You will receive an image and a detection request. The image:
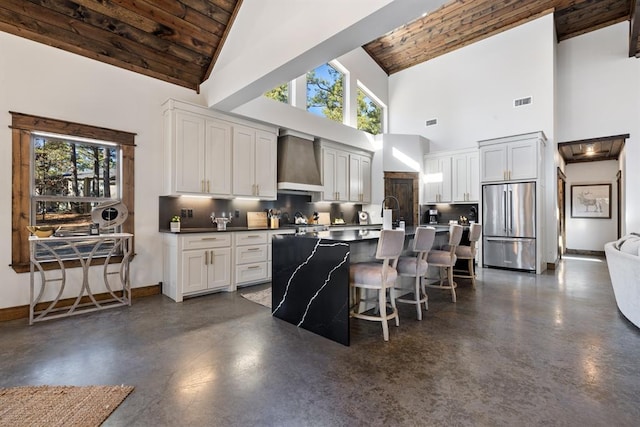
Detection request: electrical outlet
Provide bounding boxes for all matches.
[187,209,193,218]
[234,210,240,218]
[181,209,187,218]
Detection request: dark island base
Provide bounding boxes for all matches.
[272,236,350,346]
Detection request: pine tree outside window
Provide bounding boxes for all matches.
[357,87,383,135]
[265,82,289,103]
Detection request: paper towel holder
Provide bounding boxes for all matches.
[380,195,400,226]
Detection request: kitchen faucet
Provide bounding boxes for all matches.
[380,195,401,224]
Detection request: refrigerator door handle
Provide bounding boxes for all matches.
[509,189,514,233]
[503,190,508,232]
[486,237,533,243]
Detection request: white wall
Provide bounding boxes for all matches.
[0,32,203,309]
[202,0,448,110]
[387,13,558,264]
[565,161,619,250]
[556,22,640,234]
[388,13,556,152]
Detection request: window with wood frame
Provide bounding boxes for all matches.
[10,112,135,273]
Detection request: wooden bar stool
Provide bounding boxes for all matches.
[425,224,463,302]
[395,226,436,320]
[350,229,405,341]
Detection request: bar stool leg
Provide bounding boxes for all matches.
[379,288,389,341]
[421,277,429,311]
[414,276,422,320]
[469,258,477,289]
[448,266,457,303]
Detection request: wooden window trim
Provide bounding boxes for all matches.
[10,112,136,273]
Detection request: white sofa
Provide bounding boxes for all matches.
[604,234,640,328]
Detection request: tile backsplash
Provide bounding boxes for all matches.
[420,203,479,225]
[159,194,361,230]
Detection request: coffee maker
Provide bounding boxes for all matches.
[428,209,439,225]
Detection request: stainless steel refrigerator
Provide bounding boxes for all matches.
[482,182,536,271]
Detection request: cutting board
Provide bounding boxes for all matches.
[317,212,331,225]
[247,212,268,228]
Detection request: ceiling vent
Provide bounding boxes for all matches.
[425,118,438,127]
[513,96,532,107]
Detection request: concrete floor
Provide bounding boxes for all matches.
[1,255,639,426]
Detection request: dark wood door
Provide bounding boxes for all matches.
[384,172,419,226]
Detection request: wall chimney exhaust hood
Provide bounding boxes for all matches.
[277,131,324,193]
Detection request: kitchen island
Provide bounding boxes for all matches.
[271,225,464,345]
[272,228,430,345]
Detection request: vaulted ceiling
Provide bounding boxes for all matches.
[364,0,638,75]
[0,0,242,91]
[0,0,639,91]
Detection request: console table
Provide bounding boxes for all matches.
[29,233,133,324]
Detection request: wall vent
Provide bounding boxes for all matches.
[425,118,438,127]
[513,96,532,107]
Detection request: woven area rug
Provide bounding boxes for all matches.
[241,288,272,309]
[0,385,134,427]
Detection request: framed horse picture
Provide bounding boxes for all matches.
[571,184,611,218]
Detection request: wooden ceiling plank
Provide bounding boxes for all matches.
[366,0,632,75]
[382,3,553,72]
[71,0,216,58]
[391,0,549,48]
[70,0,217,57]
[369,0,551,71]
[66,0,214,65]
[178,0,233,26]
[0,3,200,89]
[559,15,629,40]
[629,0,640,56]
[0,18,195,90]
[110,0,220,54]
[10,0,203,82]
[180,0,237,15]
[149,0,228,33]
[26,0,205,76]
[201,0,243,83]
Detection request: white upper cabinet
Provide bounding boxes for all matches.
[318,143,372,203]
[169,111,232,197]
[163,99,277,199]
[233,125,277,199]
[479,132,546,183]
[424,155,452,203]
[321,147,349,202]
[204,120,232,195]
[349,154,372,203]
[452,150,479,202]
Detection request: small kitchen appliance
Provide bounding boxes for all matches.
[358,211,370,225]
[428,209,439,225]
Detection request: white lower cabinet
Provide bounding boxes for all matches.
[163,233,232,302]
[164,229,300,301]
[234,231,268,286]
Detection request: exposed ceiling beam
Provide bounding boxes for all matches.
[629,0,640,56]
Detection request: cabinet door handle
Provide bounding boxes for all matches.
[247,248,260,251]
[201,179,205,192]
[201,237,219,241]
[256,184,260,195]
[248,265,260,270]
[210,250,214,263]
[207,180,210,193]
[246,235,262,238]
[205,251,208,265]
